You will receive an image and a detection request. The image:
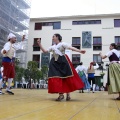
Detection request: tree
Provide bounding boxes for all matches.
[41,65,48,82]
[27,61,38,83]
[14,58,25,85]
[36,70,43,83]
[24,68,30,82]
[15,67,25,83]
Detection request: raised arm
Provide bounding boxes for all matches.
[14,35,25,50]
[37,38,48,53]
[68,46,86,54]
[99,52,107,59]
[93,63,99,69]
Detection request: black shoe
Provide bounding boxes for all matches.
[66,96,71,101]
[116,97,120,100]
[6,90,14,95]
[56,95,64,101]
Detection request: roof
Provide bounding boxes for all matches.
[30,13,120,21]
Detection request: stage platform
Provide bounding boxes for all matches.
[0,89,120,120]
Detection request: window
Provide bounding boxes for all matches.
[72,54,80,65]
[53,22,61,29]
[33,54,40,68]
[33,38,40,51]
[93,54,102,63]
[115,36,120,50]
[114,19,120,27]
[72,20,101,25]
[34,23,42,30]
[42,22,53,26]
[72,37,81,49]
[35,22,61,30]
[93,37,102,50]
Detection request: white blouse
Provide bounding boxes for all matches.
[106,49,120,58]
[76,65,87,73]
[47,42,71,56]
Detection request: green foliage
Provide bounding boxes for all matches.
[15,66,25,83]
[36,70,43,83]
[27,61,38,83]
[24,69,30,81]
[100,72,105,76]
[15,61,49,84]
[41,65,48,81]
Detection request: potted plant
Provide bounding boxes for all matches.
[100,72,105,76]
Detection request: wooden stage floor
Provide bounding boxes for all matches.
[0,89,120,120]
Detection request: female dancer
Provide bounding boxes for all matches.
[99,43,120,100]
[76,62,91,93]
[37,33,86,101]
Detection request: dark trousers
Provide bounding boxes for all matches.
[88,77,95,85]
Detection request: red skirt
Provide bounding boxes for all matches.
[48,55,84,93]
[2,62,15,80]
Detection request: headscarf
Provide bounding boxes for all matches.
[7,33,16,40]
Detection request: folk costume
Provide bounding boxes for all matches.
[1,33,23,94]
[47,42,84,93]
[87,63,99,93]
[106,49,120,94]
[76,65,91,91]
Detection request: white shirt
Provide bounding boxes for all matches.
[105,49,120,58]
[47,42,71,56]
[87,63,99,70]
[76,65,87,73]
[1,41,23,57]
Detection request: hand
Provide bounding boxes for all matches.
[80,50,86,54]
[37,38,41,44]
[22,35,25,41]
[3,50,6,54]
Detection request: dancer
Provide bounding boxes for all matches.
[37,33,86,101]
[99,43,120,100]
[87,62,99,93]
[0,65,4,95]
[76,62,91,93]
[1,33,25,95]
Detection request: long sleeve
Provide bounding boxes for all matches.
[83,66,87,73]
[75,66,79,73]
[93,63,99,69]
[2,42,11,52]
[13,41,23,50]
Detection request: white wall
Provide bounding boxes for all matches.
[27,15,120,86]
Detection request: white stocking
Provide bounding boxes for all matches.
[6,78,13,90]
[0,79,2,89]
[93,84,96,92]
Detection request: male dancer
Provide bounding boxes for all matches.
[1,33,25,94]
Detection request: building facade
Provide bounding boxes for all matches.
[0,0,31,67]
[28,13,120,86]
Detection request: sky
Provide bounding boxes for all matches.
[30,0,120,18]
